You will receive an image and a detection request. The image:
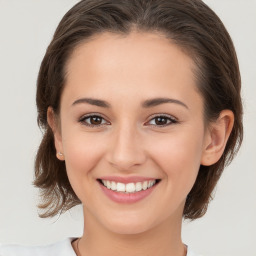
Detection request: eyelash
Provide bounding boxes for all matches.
[79,113,178,128]
[147,114,178,127]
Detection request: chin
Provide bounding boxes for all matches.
[101,215,157,235]
[108,224,150,235]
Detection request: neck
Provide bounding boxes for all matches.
[77,206,186,256]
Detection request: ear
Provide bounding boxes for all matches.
[47,107,65,161]
[201,110,234,166]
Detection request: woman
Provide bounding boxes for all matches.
[0,0,243,255]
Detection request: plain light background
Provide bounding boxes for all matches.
[0,0,255,255]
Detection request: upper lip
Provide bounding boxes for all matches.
[98,176,160,184]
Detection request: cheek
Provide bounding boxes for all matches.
[151,131,203,167]
[61,129,106,197]
[148,128,204,194]
[64,134,105,171]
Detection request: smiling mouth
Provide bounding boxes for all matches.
[97,179,161,194]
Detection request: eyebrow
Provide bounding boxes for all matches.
[72,98,111,108]
[72,97,188,109]
[142,97,188,109]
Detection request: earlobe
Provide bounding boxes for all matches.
[56,151,65,161]
[201,110,234,166]
[47,107,65,161]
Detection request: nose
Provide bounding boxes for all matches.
[106,123,147,172]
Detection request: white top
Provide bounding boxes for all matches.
[0,238,202,256]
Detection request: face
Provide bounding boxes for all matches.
[52,31,211,235]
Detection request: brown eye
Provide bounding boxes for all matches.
[90,116,103,125]
[155,117,169,125]
[147,115,177,127]
[79,114,109,127]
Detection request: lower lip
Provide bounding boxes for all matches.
[98,181,160,204]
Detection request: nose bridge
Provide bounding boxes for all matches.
[107,120,146,171]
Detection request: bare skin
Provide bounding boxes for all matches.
[48,31,234,256]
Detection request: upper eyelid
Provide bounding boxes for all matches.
[79,113,178,126]
[79,113,110,127]
[147,113,178,121]
[79,113,108,121]
[146,115,178,127]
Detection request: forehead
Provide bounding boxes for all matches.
[63,31,201,110]
[66,31,196,80]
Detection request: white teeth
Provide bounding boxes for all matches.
[101,179,157,193]
[142,181,148,190]
[116,182,125,192]
[135,182,142,192]
[111,181,117,191]
[126,183,136,193]
[148,180,156,188]
[107,180,111,189]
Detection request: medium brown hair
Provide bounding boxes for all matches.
[34,0,243,219]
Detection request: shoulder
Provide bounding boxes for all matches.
[0,237,77,256]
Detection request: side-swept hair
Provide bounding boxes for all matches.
[34,0,243,219]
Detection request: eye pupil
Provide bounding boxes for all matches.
[155,117,167,125]
[91,116,102,125]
